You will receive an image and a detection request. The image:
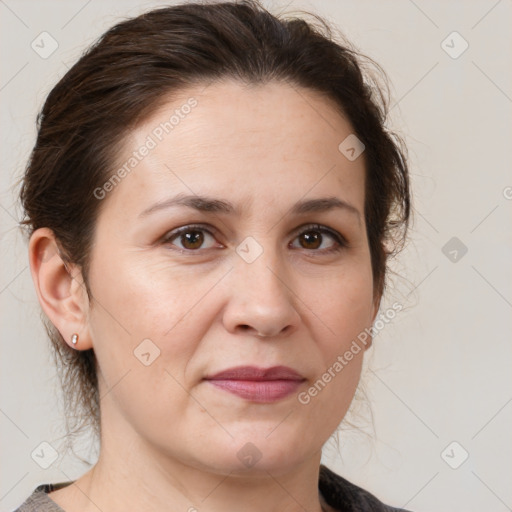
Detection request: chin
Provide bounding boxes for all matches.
[196,433,314,477]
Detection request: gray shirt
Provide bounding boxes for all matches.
[12,465,412,512]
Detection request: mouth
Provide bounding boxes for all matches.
[203,365,306,403]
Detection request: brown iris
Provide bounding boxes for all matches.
[299,231,322,250]
[181,230,204,250]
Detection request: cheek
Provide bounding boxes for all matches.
[85,252,201,387]
[85,249,236,417]
[311,259,375,343]
[86,256,201,438]
[88,247,211,338]
[301,260,374,413]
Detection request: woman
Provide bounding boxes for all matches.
[15,1,411,511]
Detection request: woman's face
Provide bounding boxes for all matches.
[84,80,378,475]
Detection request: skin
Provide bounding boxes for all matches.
[29,80,380,512]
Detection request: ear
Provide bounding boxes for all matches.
[28,227,93,351]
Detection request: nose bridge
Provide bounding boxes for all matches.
[223,234,299,337]
[235,234,288,299]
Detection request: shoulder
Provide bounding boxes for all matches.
[319,464,413,512]
[12,482,70,512]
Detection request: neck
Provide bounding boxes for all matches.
[70,448,326,512]
[53,404,327,512]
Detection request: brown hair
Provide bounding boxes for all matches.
[19,0,410,445]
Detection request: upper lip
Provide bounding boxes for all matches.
[205,365,305,381]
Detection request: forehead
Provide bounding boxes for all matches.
[104,79,366,220]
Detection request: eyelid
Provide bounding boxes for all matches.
[161,223,221,247]
[292,223,348,245]
[289,223,348,253]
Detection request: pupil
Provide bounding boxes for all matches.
[183,231,203,249]
[302,231,321,249]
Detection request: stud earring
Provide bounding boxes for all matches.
[71,333,79,346]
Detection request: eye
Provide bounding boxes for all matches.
[290,224,347,254]
[162,223,347,254]
[162,224,220,251]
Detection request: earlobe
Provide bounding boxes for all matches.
[28,228,93,350]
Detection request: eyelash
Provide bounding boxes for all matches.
[162,223,348,255]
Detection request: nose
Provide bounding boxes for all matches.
[221,248,301,339]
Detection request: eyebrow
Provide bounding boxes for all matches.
[138,193,361,222]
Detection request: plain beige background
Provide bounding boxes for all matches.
[1,1,511,511]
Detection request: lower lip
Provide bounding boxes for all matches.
[206,379,303,402]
